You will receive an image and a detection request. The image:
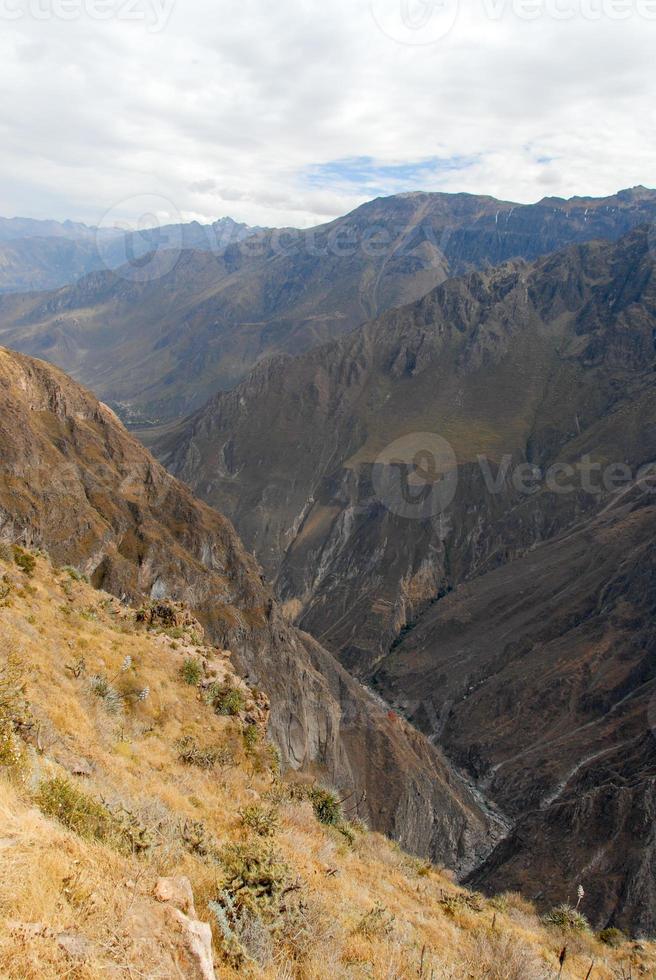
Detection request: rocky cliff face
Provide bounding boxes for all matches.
[376,483,656,934]
[158,228,656,672]
[2,187,655,421]
[0,345,498,871]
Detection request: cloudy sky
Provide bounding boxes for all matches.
[1,0,655,228]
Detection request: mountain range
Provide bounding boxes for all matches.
[0,215,259,295]
[1,187,655,423]
[1,187,656,936]
[155,223,656,932]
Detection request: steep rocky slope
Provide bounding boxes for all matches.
[0,345,497,871]
[2,188,655,421]
[4,554,653,977]
[159,226,656,670]
[374,480,656,934]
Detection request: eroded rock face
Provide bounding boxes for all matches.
[0,346,497,869]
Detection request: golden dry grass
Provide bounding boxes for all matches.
[0,548,654,979]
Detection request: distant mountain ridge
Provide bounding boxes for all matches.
[1,186,655,422]
[0,214,261,293]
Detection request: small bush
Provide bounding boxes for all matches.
[179,817,217,858]
[239,803,280,838]
[542,903,591,933]
[308,786,342,826]
[13,547,36,577]
[599,926,626,947]
[242,723,259,753]
[0,542,13,563]
[440,892,486,917]
[88,674,123,714]
[35,776,113,841]
[180,657,203,686]
[176,735,234,770]
[355,902,394,938]
[219,840,291,915]
[205,683,246,716]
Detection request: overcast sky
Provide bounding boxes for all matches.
[1,0,655,228]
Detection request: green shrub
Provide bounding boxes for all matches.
[205,683,246,716]
[36,776,158,854]
[176,735,234,770]
[599,927,626,947]
[13,547,36,577]
[239,803,280,838]
[180,657,203,686]
[219,840,291,914]
[308,786,342,826]
[35,776,114,840]
[542,903,591,933]
[242,723,259,753]
[88,674,123,714]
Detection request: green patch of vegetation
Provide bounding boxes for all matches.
[205,682,246,716]
[179,657,203,686]
[219,840,291,915]
[176,734,235,771]
[242,723,259,753]
[308,786,342,826]
[598,927,626,947]
[36,776,160,855]
[35,776,114,841]
[239,803,280,838]
[88,674,123,714]
[542,904,591,933]
[13,547,36,577]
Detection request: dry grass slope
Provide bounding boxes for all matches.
[0,547,654,979]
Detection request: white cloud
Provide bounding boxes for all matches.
[0,0,655,227]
